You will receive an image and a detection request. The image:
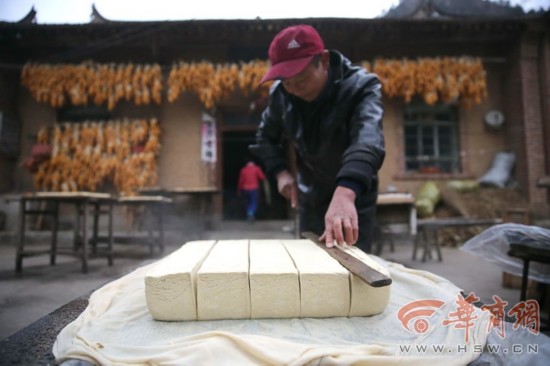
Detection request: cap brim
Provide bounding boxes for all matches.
[259,55,315,84]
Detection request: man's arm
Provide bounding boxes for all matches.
[275,170,297,208]
[320,186,358,247]
[337,73,385,188]
[249,87,288,176]
[324,72,385,247]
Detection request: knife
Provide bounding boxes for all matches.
[301,232,392,288]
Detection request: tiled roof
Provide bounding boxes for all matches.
[383,0,527,19]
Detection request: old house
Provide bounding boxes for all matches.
[0,0,548,230]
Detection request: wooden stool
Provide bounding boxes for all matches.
[413,223,443,262]
[374,224,395,256]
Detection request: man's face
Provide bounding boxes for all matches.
[281,52,329,102]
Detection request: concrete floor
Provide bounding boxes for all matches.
[0,220,524,341]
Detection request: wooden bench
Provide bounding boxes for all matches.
[414,217,503,262]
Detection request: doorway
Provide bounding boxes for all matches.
[221,130,288,220]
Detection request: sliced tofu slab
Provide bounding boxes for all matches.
[145,239,391,321]
[145,240,216,321]
[196,240,250,320]
[282,240,350,318]
[249,240,300,319]
[345,246,392,317]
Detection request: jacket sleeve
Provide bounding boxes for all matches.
[249,86,288,176]
[336,72,386,191]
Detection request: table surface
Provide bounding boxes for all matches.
[2,192,110,202]
[0,295,89,364]
[0,264,508,365]
[117,195,173,203]
[139,186,219,194]
[3,192,175,202]
[538,176,550,188]
[31,191,112,199]
[508,243,550,263]
[376,193,415,205]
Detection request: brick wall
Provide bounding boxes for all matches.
[518,33,548,204]
[505,40,528,196]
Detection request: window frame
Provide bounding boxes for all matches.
[402,103,460,175]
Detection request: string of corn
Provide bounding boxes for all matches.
[365,57,487,108]
[22,57,486,110]
[33,118,161,196]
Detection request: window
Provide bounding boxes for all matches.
[403,104,460,174]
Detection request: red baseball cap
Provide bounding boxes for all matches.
[259,24,325,84]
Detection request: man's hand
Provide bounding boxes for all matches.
[320,186,358,247]
[276,170,298,208]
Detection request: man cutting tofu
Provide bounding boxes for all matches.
[250,24,385,253]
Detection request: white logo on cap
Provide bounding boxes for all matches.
[287,39,300,49]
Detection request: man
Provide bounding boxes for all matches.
[237,159,266,220]
[250,24,385,253]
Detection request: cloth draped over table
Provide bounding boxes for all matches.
[54,252,492,365]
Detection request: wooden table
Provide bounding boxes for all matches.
[374,193,416,255]
[376,193,417,234]
[139,187,218,231]
[507,243,550,301]
[91,195,173,255]
[507,243,550,330]
[14,192,114,274]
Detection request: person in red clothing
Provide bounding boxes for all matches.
[237,159,267,220]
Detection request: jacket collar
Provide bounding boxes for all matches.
[328,50,347,84]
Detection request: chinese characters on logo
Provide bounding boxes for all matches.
[397,293,540,342]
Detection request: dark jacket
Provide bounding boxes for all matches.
[250,50,385,211]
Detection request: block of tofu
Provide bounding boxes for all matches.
[144,240,216,321]
[282,240,350,318]
[196,240,250,320]
[345,246,392,317]
[249,240,300,319]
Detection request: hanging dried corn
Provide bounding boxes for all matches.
[371,57,487,107]
[32,118,162,196]
[22,57,486,111]
[21,62,164,110]
[167,60,271,109]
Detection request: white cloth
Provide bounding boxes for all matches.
[54,255,491,365]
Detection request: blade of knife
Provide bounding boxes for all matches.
[301,232,392,288]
